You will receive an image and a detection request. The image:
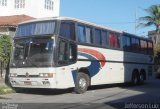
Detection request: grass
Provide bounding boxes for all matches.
[0,86,15,94]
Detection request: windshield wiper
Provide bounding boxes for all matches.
[26,58,39,68]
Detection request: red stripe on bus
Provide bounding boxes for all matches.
[78,48,106,67]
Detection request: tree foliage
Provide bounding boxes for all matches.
[0,35,12,78]
[154,44,160,66]
[0,35,12,65]
[137,4,160,33]
[154,44,160,57]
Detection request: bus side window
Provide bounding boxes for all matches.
[86,27,93,44]
[77,25,86,43]
[131,38,140,53]
[109,32,121,48]
[102,31,108,47]
[109,32,115,48]
[95,29,101,45]
[148,42,153,55]
[58,40,68,64]
[69,43,77,62]
[140,40,147,54]
[122,35,131,51]
[115,34,121,48]
[60,22,75,40]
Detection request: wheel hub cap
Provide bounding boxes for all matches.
[79,78,87,89]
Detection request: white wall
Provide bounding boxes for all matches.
[0,28,8,35]
[0,0,60,18]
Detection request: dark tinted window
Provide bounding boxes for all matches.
[77,25,93,44]
[77,25,86,43]
[58,40,77,65]
[95,29,101,45]
[102,31,108,47]
[69,43,77,62]
[131,37,140,52]
[122,36,131,51]
[140,40,147,54]
[9,27,16,32]
[58,40,68,62]
[60,22,75,40]
[148,42,153,55]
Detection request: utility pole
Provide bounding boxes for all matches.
[135,8,137,34]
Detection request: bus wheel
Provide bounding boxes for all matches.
[74,72,89,94]
[132,72,140,85]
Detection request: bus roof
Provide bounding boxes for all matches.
[19,16,122,33]
[19,16,151,41]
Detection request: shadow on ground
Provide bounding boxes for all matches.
[13,82,148,96]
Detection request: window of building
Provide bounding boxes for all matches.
[101,31,108,47]
[45,0,54,10]
[15,0,25,9]
[0,0,7,6]
[9,27,16,32]
[60,22,75,40]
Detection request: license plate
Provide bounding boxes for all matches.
[24,81,31,85]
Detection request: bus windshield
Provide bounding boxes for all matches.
[10,37,54,68]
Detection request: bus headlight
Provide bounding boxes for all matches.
[10,73,17,77]
[39,73,53,78]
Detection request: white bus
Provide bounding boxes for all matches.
[9,17,153,94]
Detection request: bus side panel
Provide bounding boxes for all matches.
[78,45,125,85]
[55,57,91,88]
[77,45,151,86]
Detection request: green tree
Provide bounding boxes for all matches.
[138,4,160,33]
[0,35,12,85]
[138,5,160,57]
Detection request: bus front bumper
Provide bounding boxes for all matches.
[10,77,57,89]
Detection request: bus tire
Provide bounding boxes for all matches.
[74,72,89,94]
[132,71,140,85]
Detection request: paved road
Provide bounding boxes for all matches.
[0,78,160,109]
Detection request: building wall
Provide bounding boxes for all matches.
[0,27,8,35]
[0,0,60,18]
[148,30,160,44]
[0,27,16,38]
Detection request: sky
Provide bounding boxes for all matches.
[60,0,160,37]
